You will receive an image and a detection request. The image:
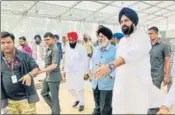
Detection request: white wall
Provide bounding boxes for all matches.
[1,14,117,44]
[147,16,175,38]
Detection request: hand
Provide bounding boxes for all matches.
[19,74,32,86]
[157,106,169,114]
[62,67,64,72]
[88,53,92,58]
[38,70,44,75]
[163,75,169,86]
[89,70,94,77]
[63,72,66,79]
[84,74,90,80]
[95,64,110,80]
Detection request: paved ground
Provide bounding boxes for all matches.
[1,72,174,114]
[35,75,94,114]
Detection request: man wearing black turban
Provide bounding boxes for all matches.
[90,26,116,115]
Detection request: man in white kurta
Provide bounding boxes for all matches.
[95,7,166,114]
[157,81,175,114]
[64,32,88,112]
[157,58,175,114]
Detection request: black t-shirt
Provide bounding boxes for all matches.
[1,58,27,100]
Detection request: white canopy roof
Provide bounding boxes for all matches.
[2,1,175,25]
[1,1,175,40]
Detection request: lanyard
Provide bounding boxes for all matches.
[3,49,16,75]
[5,59,15,75]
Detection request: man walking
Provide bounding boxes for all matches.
[64,32,88,112]
[1,31,39,114]
[94,7,166,114]
[148,26,171,114]
[38,32,62,114]
[90,26,116,115]
[148,26,171,89]
[157,81,175,114]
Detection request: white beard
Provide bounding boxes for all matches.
[99,39,109,49]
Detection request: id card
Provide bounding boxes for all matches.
[11,75,18,84]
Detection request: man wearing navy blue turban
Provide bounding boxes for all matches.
[95,7,166,114]
[119,7,139,26]
[118,7,139,35]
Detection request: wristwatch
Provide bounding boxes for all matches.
[109,63,115,72]
[28,72,34,78]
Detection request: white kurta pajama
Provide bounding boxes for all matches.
[64,44,88,105]
[163,81,175,113]
[113,28,166,114]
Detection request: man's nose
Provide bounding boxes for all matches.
[121,22,126,27]
[4,43,9,47]
[98,38,102,42]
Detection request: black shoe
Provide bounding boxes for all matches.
[92,109,101,115]
[79,105,84,112]
[72,101,79,107]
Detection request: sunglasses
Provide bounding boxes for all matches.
[44,38,52,41]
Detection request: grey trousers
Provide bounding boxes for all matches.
[41,79,60,114]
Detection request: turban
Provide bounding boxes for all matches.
[119,7,139,26]
[67,32,78,41]
[113,33,124,40]
[34,34,42,40]
[97,26,113,40]
[54,34,59,40]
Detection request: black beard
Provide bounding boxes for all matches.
[35,41,41,45]
[122,24,134,35]
[20,44,24,47]
[83,38,88,42]
[69,42,77,49]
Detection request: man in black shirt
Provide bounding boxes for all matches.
[1,31,39,114]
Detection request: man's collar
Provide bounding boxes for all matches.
[47,44,54,50]
[1,48,18,60]
[152,38,160,45]
[23,44,28,47]
[105,43,111,51]
[100,42,111,51]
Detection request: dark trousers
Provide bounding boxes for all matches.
[41,79,60,114]
[168,77,173,92]
[153,77,173,91]
[93,86,113,115]
[153,79,162,89]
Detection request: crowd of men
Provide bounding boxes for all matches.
[1,7,175,115]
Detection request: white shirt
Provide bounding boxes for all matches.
[171,54,175,77]
[112,28,166,114]
[36,45,41,61]
[163,81,175,113]
[64,44,88,91]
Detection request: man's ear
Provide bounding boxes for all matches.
[132,23,137,31]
